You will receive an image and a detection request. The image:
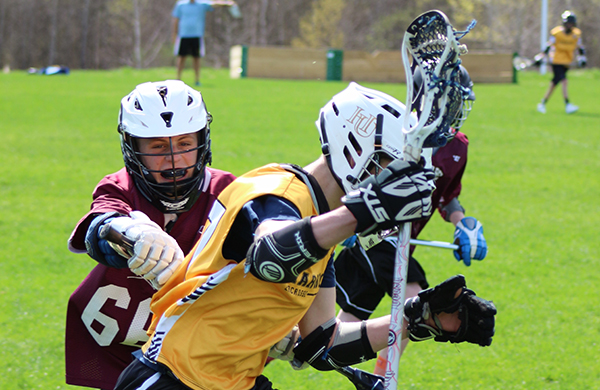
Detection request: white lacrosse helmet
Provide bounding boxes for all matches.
[118,80,212,213]
[316,82,418,194]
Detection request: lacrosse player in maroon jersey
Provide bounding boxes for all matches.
[65,80,235,389]
[335,66,489,376]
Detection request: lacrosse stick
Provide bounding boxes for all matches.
[384,10,475,390]
[99,223,135,255]
[512,56,534,71]
[513,53,546,71]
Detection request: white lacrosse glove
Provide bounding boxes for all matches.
[268,326,300,362]
[108,211,184,289]
[577,55,587,68]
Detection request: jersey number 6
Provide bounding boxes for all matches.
[81,285,152,347]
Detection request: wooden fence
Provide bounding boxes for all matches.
[229,45,515,84]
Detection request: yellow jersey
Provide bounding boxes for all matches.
[142,164,335,390]
[549,26,582,65]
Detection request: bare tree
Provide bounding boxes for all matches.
[48,0,59,65]
[0,0,597,70]
[0,0,8,66]
[132,0,142,68]
[80,0,92,68]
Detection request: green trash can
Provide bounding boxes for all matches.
[240,45,248,78]
[326,49,343,81]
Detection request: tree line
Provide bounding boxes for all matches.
[0,0,596,71]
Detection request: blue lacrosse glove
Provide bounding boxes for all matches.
[453,217,487,266]
[84,212,129,268]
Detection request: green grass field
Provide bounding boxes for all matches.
[1,66,599,389]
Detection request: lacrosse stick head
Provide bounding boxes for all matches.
[513,56,534,71]
[402,10,472,162]
[413,64,474,140]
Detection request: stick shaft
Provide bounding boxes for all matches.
[410,238,458,250]
[98,223,135,257]
[384,223,410,390]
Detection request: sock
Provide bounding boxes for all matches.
[541,99,547,105]
[565,98,569,105]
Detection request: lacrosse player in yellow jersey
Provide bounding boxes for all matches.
[114,83,496,390]
[537,10,586,114]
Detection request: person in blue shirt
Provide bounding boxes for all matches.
[172,0,236,86]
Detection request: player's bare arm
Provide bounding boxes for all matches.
[211,0,236,6]
[171,17,178,43]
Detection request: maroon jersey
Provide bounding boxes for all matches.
[65,167,235,389]
[411,132,468,252]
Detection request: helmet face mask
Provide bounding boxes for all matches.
[449,95,474,135]
[317,82,422,193]
[447,65,475,139]
[355,151,395,184]
[118,80,212,213]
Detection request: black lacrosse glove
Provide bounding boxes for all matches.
[342,160,435,235]
[404,274,496,347]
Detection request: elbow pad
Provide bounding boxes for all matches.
[441,197,465,222]
[245,217,329,283]
[292,318,376,371]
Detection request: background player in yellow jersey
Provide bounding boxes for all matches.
[537,10,586,114]
[112,83,497,390]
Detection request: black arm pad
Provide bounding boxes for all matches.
[293,319,376,371]
[244,217,329,283]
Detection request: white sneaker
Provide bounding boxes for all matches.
[537,103,546,114]
[565,103,579,114]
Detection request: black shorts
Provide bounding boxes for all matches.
[114,359,189,390]
[175,37,204,58]
[335,239,428,321]
[114,357,278,390]
[551,64,569,84]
